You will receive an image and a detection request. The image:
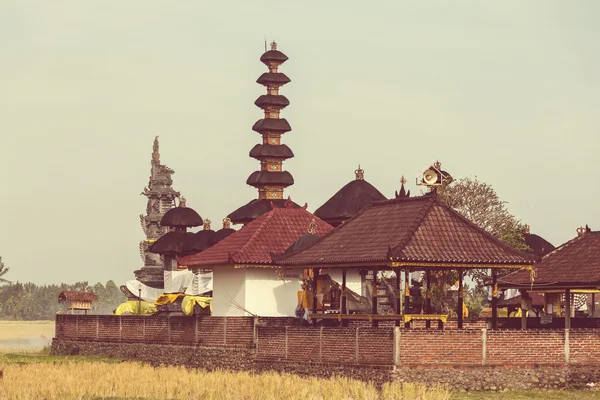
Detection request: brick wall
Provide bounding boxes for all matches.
[398,329,483,365]
[486,329,565,365]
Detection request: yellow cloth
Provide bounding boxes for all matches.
[462,302,469,318]
[297,290,324,310]
[181,296,212,316]
[154,293,187,306]
[114,301,157,316]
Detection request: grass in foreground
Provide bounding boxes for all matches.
[0,357,449,400]
[451,391,600,400]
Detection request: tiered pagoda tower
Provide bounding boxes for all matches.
[135,136,180,288]
[228,41,299,225]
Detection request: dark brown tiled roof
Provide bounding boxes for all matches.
[524,233,555,256]
[249,144,294,159]
[252,118,291,133]
[497,293,545,307]
[280,194,538,266]
[228,198,301,225]
[500,231,600,286]
[179,207,333,267]
[58,291,98,303]
[314,179,386,227]
[149,231,196,255]
[254,95,290,109]
[260,49,288,64]
[256,72,291,86]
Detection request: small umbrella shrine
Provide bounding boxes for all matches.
[58,291,98,314]
[499,226,600,329]
[277,163,539,329]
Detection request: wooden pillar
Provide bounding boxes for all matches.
[520,290,527,330]
[565,289,571,329]
[372,268,378,328]
[457,269,464,329]
[425,270,432,329]
[491,270,498,329]
[592,293,596,317]
[404,269,411,329]
[395,268,401,327]
[312,268,319,326]
[341,269,348,327]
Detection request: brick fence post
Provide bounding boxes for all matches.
[355,327,359,363]
[284,326,289,360]
[481,328,487,365]
[393,327,400,366]
[75,315,79,338]
[167,315,171,345]
[223,317,228,346]
[143,317,146,342]
[319,327,323,362]
[119,316,122,341]
[96,315,99,339]
[564,328,570,364]
[254,318,259,352]
[194,314,198,344]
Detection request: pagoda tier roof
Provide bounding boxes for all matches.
[500,230,600,288]
[256,72,291,86]
[249,144,294,159]
[246,171,294,187]
[260,49,288,64]
[228,198,301,226]
[254,95,290,109]
[149,231,195,256]
[181,229,216,255]
[314,179,386,227]
[252,118,291,133]
[278,193,538,268]
[160,206,203,228]
[179,207,332,267]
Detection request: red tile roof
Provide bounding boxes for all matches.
[178,206,333,267]
[500,231,600,287]
[279,194,537,267]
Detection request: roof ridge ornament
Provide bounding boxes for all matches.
[179,196,186,207]
[152,136,160,164]
[307,218,317,235]
[203,218,211,230]
[222,217,232,229]
[355,165,364,180]
[395,175,410,198]
[523,224,531,235]
[284,196,294,208]
[270,41,277,50]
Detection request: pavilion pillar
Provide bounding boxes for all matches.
[520,290,527,330]
[341,269,347,327]
[425,270,432,329]
[565,289,571,329]
[404,269,410,329]
[491,270,498,330]
[372,268,378,328]
[312,268,319,326]
[395,268,401,327]
[457,269,464,329]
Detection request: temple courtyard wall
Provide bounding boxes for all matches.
[52,314,600,390]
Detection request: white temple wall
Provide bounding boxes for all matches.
[211,265,246,317]
[244,268,302,317]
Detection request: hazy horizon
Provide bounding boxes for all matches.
[1,1,598,285]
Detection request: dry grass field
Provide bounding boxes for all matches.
[0,356,450,400]
[0,321,55,352]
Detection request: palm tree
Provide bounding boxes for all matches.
[0,257,10,284]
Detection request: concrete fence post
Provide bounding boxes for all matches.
[481,328,487,365]
[119,316,122,341]
[319,327,323,362]
[75,315,79,338]
[393,327,401,366]
[223,317,228,346]
[253,317,258,347]
[284,326,289,360]
[167,315,171,345]
[96,315,99,339]
[564,328,570,364]
[355,327,360,363]
[194,314,198,344]
[143,317,146,341]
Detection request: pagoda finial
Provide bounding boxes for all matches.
[577,226,586,237]
[222,217,232,229]
[523,224,531,235]
[203,218,211,230]
[400,175,407,185]
[433,160,441,170]
[179,196,186,207]
[270,41,277,50]
[307,218,317,235]
[152,136,160,164]
[355,165,364,180]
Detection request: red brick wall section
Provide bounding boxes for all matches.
[570,329,600,364]
[286,327,320,362]
[225,317,255,348]
[321,328,356,364]
[357,328,394,364]
[257,326,286,361]
[398,330,483,366]
[196,316,225,347]
[486,330,564,365]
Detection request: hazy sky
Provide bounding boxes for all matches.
[1,1,598,285]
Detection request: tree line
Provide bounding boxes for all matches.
[0,280,125,320]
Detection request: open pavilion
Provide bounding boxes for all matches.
[278,191,538,329]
